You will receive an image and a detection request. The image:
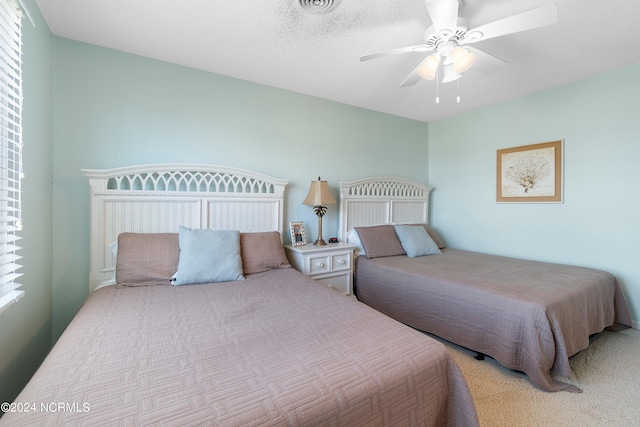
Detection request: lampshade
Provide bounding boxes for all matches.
[303,177,336,207]
[451,47,475,73]
[417,54,441,80]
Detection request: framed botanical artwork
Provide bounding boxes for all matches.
[497,140,563,203]
[289,221,307,246]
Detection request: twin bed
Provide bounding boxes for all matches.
[338,177,632,393]
[2,165,478,426]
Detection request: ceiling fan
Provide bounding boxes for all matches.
[361,0,559,87]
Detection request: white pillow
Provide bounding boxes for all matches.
[101,240,118,287]
[346,229,366,257]
[394,225,442,258]
[173,227,244,285]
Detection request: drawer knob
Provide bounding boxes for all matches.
[329,285,335,290]
[317,262,325,268]
[339,259,346,265]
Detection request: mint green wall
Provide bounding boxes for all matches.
[51,38,429,339]
[428,63,640,327]
[0,0,54,404]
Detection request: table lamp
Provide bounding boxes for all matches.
[303,177,336,245]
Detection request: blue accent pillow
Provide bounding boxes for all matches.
[173,227,244,285]
[394,225,442,258]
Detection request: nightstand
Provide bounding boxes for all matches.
[284,242,357,296]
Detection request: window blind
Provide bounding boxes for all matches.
[0,0,23,316]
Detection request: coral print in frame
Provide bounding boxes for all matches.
[289,221,307,246]
[497,140,563,203]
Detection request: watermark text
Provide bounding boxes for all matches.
[1,401,90,413]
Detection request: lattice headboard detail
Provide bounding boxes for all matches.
[338,177,433,242]
[104,169,281,194]
[83,164,289,291]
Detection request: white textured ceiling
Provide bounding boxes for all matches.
[35,0,640,123]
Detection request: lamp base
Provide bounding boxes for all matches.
[313,206,328,246]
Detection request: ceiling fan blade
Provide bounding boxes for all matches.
[465,3,558,43]
[466,47,506,75]
[424,0,459,34]
[360,45,431,62]
[399,60,428,87]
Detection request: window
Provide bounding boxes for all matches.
[0,0,23,316]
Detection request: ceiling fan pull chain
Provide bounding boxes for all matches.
[435,69,440,104]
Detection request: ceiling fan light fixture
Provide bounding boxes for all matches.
[417,54,441,80]
[451,47,475,73]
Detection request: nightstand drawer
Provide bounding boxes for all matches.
[331,252,351,272]
[308,255,331,275]
[318,274,349,295]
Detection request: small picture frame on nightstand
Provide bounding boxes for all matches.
[289,221,306,246]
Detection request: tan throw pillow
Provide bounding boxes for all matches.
[115,232,179,287]
[240,231,291,275]
[354,225,406,259]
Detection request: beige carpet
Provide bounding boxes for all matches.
[435,328,640,426]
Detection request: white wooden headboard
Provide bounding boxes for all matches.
[338,177,433,242]
[82,164,289,291]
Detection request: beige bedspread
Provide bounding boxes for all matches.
[2,268,478,426]
[354,249,632,393]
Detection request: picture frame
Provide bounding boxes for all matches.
[497,140,563,203]
[289,221,307,246]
